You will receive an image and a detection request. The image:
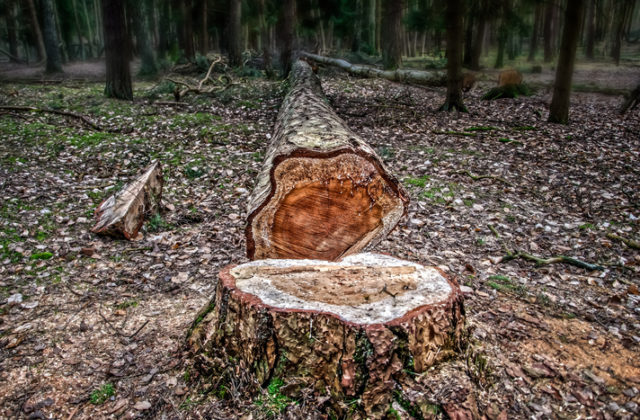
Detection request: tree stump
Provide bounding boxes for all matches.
[188,253,465,417]
[246,60,409,261]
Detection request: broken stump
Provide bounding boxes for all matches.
[246,60,408,261]
[188,253,465,417]
[91,161,162,239]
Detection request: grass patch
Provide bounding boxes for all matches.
[30,251,53,260]
[482,84,533,100]
[404,175,430,188]
[487,275,527,294]
[146,213,173,232]
[255,378,296,418]
[465,126,497,132]
[90,383,115,405]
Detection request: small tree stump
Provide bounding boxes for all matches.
[246,60,408,261]
[188,253,465,417]
[91,161,162,239]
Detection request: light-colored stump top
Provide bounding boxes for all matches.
[230,253,453,324]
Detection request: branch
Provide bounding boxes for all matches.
[607,233,640,250]
[500,251,604,271]
[0,47,26,64]
[0,105,102,131]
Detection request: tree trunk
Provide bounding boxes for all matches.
[177,0,195,61]
[246,60,408,261]
[364,0,376,53]
[227,0,242,66]
[470,0,487,70]
[277,0,295,76]
[610,0,633,66]
[543,0,556,62]
[102,0,133,100]
[92,161,163,239]
[381,0,403,70]
[463,14,474,67]
[584,0,595,58]
[72,0,87,60]
[129,0,157,75]
[158,0,171,56]
[549,0,585,124]
[619,81,640,114]
[302,52,445,86]
[198,0,208,55]
[258,0,273,77]
[27,0,46,61]
[188,254,465,418]
[528,2,543,61]
[440,0,466,112]
[42,0,63,73]
[6,0,20,62]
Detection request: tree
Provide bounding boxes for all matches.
[102,0,133,100]
[177,0,195,61]
[42,0,63,73]
[548,0,585,124]
[129,0,158,75]
[277,0,295,76]
[610,0,635,66]
[227,0,242,66]
[440,0,466,112]
[26,0,47,61]
[5,0,20,62]
[494,0,511,68]
[528,1,543,61]
[381,0,403,70]
[543,0,556,62]
[470,0,489,70]
[584,0,595,59]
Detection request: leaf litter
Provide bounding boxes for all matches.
[0,63,639,419]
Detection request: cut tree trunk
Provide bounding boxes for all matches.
[188,253,465,418]
[91,161,163,239]
[301,52,445,86]
[246,60,409,261]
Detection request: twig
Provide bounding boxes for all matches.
[457,170,512,186]
[500,251,604,271]
[432,130,476,137]
[607,233,640,250]
[0,105,102,131]
[126,319,149,339]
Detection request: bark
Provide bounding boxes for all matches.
[92,161,163,239]
[548,0,586,124]
[102,0,133,100]
[188,254,465,418]
[246,60,408,261]
[610,0,633,66]
[364,0,376,52]
[440,0,466,112]
[227,0,242,66]
[381,0,403,70]
[129,0,157,75]
[619,81,640,114]
[42,0,63,73]
[528,2,543,62]
[158,0,171,56]
[301,52,445,86]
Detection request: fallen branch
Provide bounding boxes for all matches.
[457,170,511,186]
[0,47,26,63]
[501,252,604,271]
[0,105,102,131]
[607,233,640,250]
[301,52,446,86]
[166,56,232,100]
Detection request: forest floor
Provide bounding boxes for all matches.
[1,59,639,419]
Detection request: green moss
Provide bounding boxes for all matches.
[465,126,497,132]
[254,377,297,417]
[405,175,430,188]
[482,84,533,100]
[30,251,53,260]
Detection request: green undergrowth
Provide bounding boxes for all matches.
[482,83,533,100]
[255,378,297,417]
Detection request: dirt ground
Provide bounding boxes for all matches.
[0,58,639,419]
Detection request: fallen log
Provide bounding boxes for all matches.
[188,253,465,417]
[91,161,163,239]
[301,52,446,86]
[246,60,409,260]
